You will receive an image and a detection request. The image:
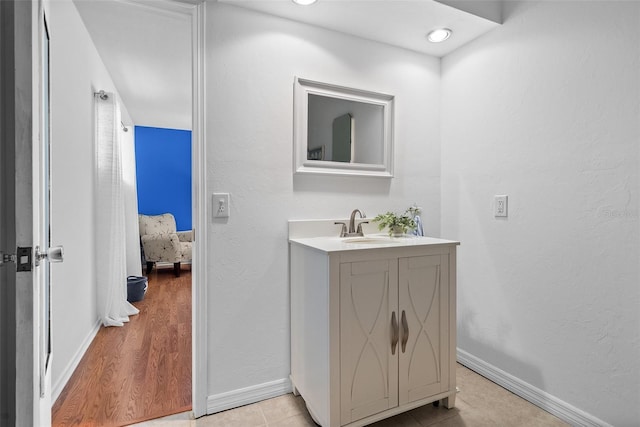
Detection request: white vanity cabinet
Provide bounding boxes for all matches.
[289,232,459,427]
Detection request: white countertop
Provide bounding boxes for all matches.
[289,234,460,253]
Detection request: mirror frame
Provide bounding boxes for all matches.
[294,77,394,178]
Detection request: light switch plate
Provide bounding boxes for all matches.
[494,195,508,217]
[213,193,230,218]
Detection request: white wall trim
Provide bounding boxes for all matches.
[206,378,292,415]
[191,0,208,419]
[457,348,613,427]
[51,320,101,404]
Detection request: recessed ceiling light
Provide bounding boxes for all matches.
[427,28,452,43]
[292,0,317,5]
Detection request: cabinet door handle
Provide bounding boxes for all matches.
[401,310,409,353]
[391,311,399,355]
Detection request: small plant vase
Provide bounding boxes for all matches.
[373,205,422,237]
[390,226,405,237]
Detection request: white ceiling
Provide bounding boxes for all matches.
[218,0,500,57]
[74,0,193,130]
[74,0,500,130]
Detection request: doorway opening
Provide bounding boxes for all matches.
[49,0,206,425]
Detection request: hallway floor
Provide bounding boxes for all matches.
[131,364,568,427]
[52,267,192,427]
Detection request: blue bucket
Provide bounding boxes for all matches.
[127,276,148,303]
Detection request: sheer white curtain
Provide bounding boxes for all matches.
[95,91,139,327]
[121,126,143,277]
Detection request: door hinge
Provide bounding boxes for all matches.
[0,247,32,272]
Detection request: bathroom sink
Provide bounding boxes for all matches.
[342,236,405,244]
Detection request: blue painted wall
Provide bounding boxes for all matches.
[135,126,192,231]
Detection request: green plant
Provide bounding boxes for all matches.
[373,205,421,236]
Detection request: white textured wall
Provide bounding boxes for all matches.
[206,3,440,398]
[441,2,639,426]
[49,0,133,400]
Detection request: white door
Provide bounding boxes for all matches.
[339,259,399,425]
[0,1,57,425]
[36,6,60,424]
[398,255,449,405]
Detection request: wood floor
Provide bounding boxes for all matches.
[52,267,192,427]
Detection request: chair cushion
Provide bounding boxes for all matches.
[177,230,193,242]
[139,213,177,235]
[141,233,182,263]
[179,241,192,263]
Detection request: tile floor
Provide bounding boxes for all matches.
[131,364,568,427]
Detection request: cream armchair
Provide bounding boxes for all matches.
[138,213,192,277]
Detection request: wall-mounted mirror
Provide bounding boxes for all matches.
[294,77,394,178]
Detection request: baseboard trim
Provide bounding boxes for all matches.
[51,319,102,404]
[206,378,292,415]
[457,348,612,427]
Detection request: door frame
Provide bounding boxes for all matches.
[85,0,209,418]
[2,0,209,422]
[145,0,208,418]
[1,0,50,424]
[0,1,20,423]
[190,0,208,418]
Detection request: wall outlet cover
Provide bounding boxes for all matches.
[494,195,508,217]
[213,193,230,219]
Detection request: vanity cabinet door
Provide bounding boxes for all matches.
[339,259,399,425]
[398,255,450,406]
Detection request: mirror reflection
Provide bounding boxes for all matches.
[307,95,384,164]
[294,77,394,177]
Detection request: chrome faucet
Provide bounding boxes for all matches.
[349,209,366,234]
[335,209,369,237]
